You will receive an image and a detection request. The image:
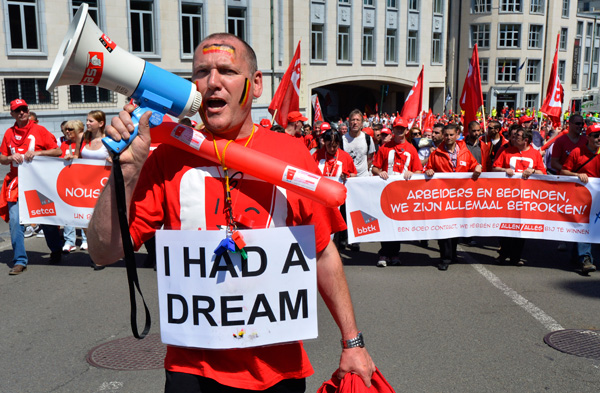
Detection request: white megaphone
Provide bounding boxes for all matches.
[47,3,202,154]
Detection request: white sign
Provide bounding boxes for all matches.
[156,226,318,349]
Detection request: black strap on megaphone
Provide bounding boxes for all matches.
[112,153,151,339]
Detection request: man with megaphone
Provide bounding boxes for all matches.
[87,33,375,392]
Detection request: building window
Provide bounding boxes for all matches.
[526,59,541,82]
[385,29,397,63]
[69,85,113,104]
[525,93,538,108]
[4,78,52,105]
[71,0,99,25]
[364,0,373,4]
[339,0,350,3]
[472,0,491,13]
[497,59,519,82]
[409,0,419,11]
[498,24,521,48]
[528,25,543,49]
[6,0,42,52]
[181,2,203,57]
[558,60,566,82]
[311,24,325,61]
[337,25,350,62]
[585,46,591,63]
[577,21,583,37]
[562,0,569,18]
[587,22,593,37]
[559,28,568,51]
[130,0,155,54]
[362,27,374,62]
[530,0,543,13]
[479,58,489,83]
[227,7,246,41]
[500,0,522,13]
[433,0,442,13]
[432,32,442,64]
[470,24,490,48]
[387,0,397,8]
[407,30,418,63]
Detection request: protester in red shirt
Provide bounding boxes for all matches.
[313,129,357,183]
[425,123,482,270]
[0,99,63,274]
[551,114,587,174]
[87,33,374,392]
[560,123,600,274]
[492,126,546,266]
[371,116,422,267]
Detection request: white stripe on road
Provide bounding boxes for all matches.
[470,262,564,332]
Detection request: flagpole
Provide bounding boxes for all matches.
[271,109,278,124]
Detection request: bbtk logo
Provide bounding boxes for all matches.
[350,210,380,237]
[24,190,56,218]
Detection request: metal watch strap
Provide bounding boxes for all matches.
[341,332,364,349]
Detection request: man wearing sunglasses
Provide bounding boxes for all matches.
[0,99,63,275]
[560,123,600,274]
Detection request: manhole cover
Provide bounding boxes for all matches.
[544,329,600,360]
[87,333,166,370]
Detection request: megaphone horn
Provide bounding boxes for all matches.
[47,3,202,154]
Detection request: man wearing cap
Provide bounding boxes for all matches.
[371,116,422,267]
[493,126,546,266]
[561,123,600,274]
[379,127,392,147]
[285,111,307,138]
[0,99,63,275]
[519,114,544,149]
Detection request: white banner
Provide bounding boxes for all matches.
[18,157,111,227]
[156,226,318,349]
[346,173,600,243]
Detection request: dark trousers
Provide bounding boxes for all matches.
[438,238,458,262]
[165,371,306,393]
[378,241,401,257]
[499,237,526,263]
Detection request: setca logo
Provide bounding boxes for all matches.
[56,163,111,207]
[24,190,56,218]
[350,210,380,237]
[79,52,104,85]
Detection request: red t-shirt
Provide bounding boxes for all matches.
[129,127,345,390]
[493,146,547,174]
[562,146,600,177]
[372,139,422,174]
[0,121,58,178]
[312,148,357,180]
[551,133,588,164]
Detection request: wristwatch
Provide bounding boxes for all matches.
[341,332,365,349]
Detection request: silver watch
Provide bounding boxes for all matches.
[341,332,365,349]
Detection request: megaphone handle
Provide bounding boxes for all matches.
[102,106,163,154]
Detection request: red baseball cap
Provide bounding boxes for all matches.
[10,99,28,111]
[259,118,272,128]
[586,123,600,135]
[287,111,308,123]
[392,117,408,128]
[519,115,534,124]
[363,127,374,137]
[320,122,331,132]
[381,127,392,135]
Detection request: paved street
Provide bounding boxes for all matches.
[1,222,600,392]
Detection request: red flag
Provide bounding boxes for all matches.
[311,94,324,123]
[400,65,424,127]
[423,109,434,131]
[268,41,301,127]
[540,35,564,127]
[460,44,484,127]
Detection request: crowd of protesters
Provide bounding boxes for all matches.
[263,106,599,274]
[3,98,598,276]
